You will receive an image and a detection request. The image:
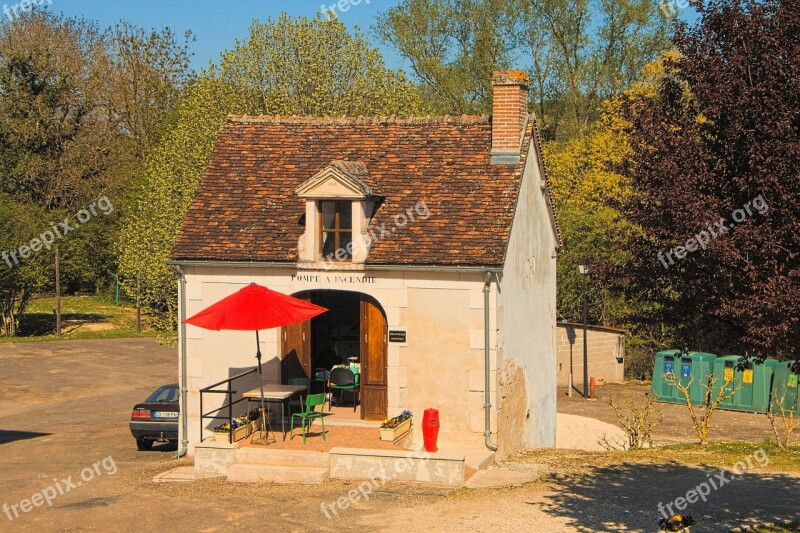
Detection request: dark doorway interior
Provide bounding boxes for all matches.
[310,290,361,370]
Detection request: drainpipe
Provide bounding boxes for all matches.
[173,265,189,458]
[484,271,498,452]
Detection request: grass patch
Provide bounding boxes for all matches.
[507,440,800,475]
[0,295,159,343]
[649,441,800,473]
[745,523,800,532]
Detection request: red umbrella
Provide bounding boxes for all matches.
[185,283,327,441]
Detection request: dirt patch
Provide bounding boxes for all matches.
[558,382,777,445]
[67,322,117,332]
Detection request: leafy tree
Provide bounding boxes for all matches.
[57,212,118,294]
[104,21,195,159]
[376,0,670,139]
[549,55,681,377]
[217,14,425,116]
[616,0,800,363]
[0,195,49,336]
[118,15,426,331]
[374,0,517,114]
[0,11,194,306]
[539,0,671,138]
[0,11,113,210]
[117,77,237,332]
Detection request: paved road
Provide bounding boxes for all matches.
[0,339,450,531]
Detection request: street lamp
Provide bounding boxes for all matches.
[577,258,590,398]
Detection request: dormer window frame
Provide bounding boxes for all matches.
[318,200,353,262]
[295,160,381,266]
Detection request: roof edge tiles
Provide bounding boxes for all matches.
[226,114,490,125]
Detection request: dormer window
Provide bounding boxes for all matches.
[320,200,353,261]
[296,160,382,265]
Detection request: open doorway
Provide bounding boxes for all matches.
[280,290,387,420]
[311,291,361,369]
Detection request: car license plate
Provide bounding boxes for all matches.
[152,411,178,419]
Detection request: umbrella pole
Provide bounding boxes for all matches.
[255,330,274,444]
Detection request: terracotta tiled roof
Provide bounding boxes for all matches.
[171,115,540,267]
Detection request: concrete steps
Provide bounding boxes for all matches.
[227,447,330,484]
[203,441,495,486]
[462,449,495,471]
[234,447,329,467]
[227,463,330,484]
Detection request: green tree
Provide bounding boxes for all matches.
[374,0,517,114]
[0,11,113,210]
[118,15,426,331]
[375,0,670,139]
[0,195,49,336]
[0,12,194,303]
[533,0,669,138]
[117,77,237,332]
[217,14,425,116]
[104,21,195,159]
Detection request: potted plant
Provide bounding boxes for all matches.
[213,423,232,443]
[213,415,251,443]
[379,410,413,441]
[231,415,250,441]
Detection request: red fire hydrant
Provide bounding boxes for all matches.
[422,408,439,452]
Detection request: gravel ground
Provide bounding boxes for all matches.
[558,382,776,445]
[1,339,798,532]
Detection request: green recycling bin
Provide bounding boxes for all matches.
[711,356,779,413]
[651,350,716,406]
[651,349,681,403]
[770,360,800,416]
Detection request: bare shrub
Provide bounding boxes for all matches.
[767,388,800,449]
[608,393,662,450]
[664,372,738,445]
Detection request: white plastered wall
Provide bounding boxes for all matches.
[496,138,558,452]
[178,267,499,454]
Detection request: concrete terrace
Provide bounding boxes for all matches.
[194,409,494,486]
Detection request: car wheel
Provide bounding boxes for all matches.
[136,439,153,451]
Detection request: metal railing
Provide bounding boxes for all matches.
[199,368,257,444]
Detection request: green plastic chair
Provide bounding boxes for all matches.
[287,377,311,416]
[290,393,327,444]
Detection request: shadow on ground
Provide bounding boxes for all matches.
[145,441,179,453]
[18,313,106,336]
[0,429,51,444]
[540,462,800,532]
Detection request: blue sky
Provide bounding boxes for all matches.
[45,1,694,74]
[49,0,407,72]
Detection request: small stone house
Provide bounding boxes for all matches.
[171,70,561,456]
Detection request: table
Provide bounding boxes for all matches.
[243,384,307,441]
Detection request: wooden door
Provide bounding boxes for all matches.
[281,295,311,382]
[360,296,387,419]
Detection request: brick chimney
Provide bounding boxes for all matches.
[491,70,530,165]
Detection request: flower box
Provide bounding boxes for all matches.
[232,424,250,442]
[213,432,231,443]
[379,418,412,441]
